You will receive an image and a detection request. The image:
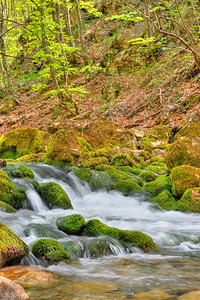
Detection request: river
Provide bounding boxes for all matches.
[1,163,200,299]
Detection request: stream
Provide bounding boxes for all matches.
[1,163,200,299]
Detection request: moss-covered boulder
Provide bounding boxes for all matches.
[0,201,17,213]
[0,127,48,159]
[141,125,171,150]
[82,219,158,252]
[151,190,178,210]
[43,129,80,165]
[170,165,200,198]
[82,120,137,150]
[57,214,86,235]
[40,182,72,209]
[114,179,143,195]
[117,166,142,176]
[77,137,93,160]
[175,121,200,140]
[16,153,45,162]
[165,137,200,169]
[0,169,27,209]
[75,168,92,182]
[144,175,171,197]
[32,239,70,264]
[0,222,29,268]
[178,188,200,213]
[95,165,131,183]
[111,153,136,167]
[90,171,114,191]
[81,156,108,168]
[93,145,117,161]
[10,165,34,179]
[146,162,169,175]
[140,171,157,182]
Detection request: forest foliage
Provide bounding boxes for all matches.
[0,0,199,116]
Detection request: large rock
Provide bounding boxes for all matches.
[178,188,200,213]
[165,137,200,169]
[0,223,29,268]
[0,276,29,300]
[170,165,200,198]
[0,169,26,209]
[0,127,49,159]
[141,125,172,150]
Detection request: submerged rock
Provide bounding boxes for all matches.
[0,223,29,268]
[0,276,29,300]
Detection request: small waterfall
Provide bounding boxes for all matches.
[25,184,49,213]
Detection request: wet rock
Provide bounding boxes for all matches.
[0,223,29,268]
[0,276,29,300]
[0,266,58,286]
[133,288,172,299]
[0,159,6,168]
[177,290,200,299]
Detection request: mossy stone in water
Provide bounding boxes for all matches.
[82,219,158,252]
[151,190,178,211]
[81,157,108,168]
[90,171,114,191]
[57,214,86,235]
[0,222,29,268]
[0,169,26,209]
[32,238,70,264]
[140,171,157,182]
[95,165,131,183]
[114,179,143,195]
[10,165,34,179]
[0,201,17,213]
[144,175,171,197]
[40,182,72,209]
[75,168,92,182]
[178,188,200,213]
[117,166,142,176]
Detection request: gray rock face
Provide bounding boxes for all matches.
[0,276,29,300]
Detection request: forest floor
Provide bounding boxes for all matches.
[0,40,200,136]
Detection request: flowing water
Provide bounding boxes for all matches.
[1,163,200,299]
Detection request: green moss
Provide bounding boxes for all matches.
[132,176,143,187]
[81,156,108,168]
[95,165,131,183]
[93,146,116,161]
[139,150,152,160]
[77,137,93,160]
[44,250,70,264]
[0,222,29,267]
[177,188,200,213]
[151,190,178,210]
[0,201,17,213]
[114,179,143,195]
[57,214,86,235]
[0,128,47,159]
[150,157,164,163]
[140,171,157,182]
[43,129,80,165]
[16,153,45,162]
[32,238,70,264]
[10,165,34,179]
[75,168,92,182]
[0,170,27,209]
[144,175,171,197]
[170,165,200,198]
[118,166,142,176]
[146,163,169,175]
[141,125,171,150]
[40,182,73,209]
[176,121,200,140]
[165,137,200,169]
[111,153,136,167]
[90,171,114,191]
[82,219,158,252]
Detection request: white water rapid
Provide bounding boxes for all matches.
[1,163,200,298]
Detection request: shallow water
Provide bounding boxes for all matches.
[2,163,200,299]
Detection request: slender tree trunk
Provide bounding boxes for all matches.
[64,0,76,48]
